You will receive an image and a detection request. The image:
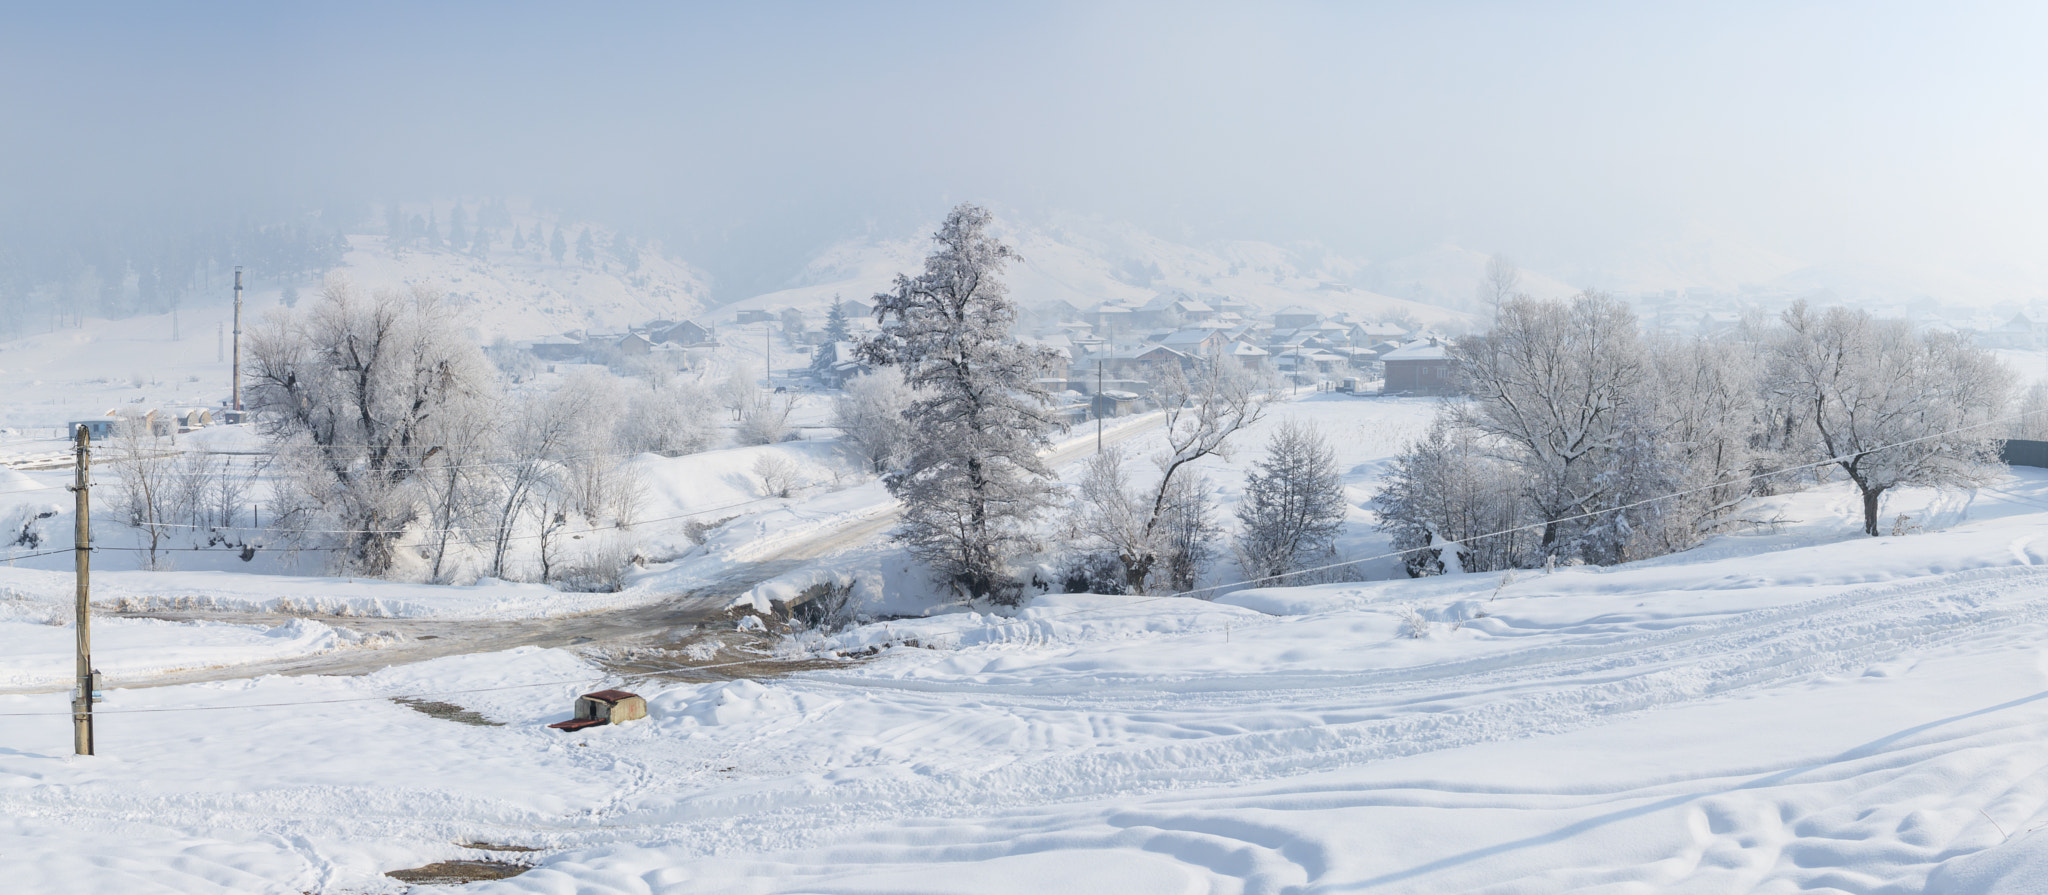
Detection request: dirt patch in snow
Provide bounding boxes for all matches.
[386,859,529,884]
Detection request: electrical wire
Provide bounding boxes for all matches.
[0,548,74,563]
[2,402,2042,717]
[0,655,782,717]
[120,494,780,538]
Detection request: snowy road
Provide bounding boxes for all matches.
[0,409,1176,695]
[10,475,2048,891]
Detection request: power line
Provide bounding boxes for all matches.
[790,404,2048,645]
[122,494,781,538]
[0,655,781,718]
[0,548,74,561]
[5,399,2036,718]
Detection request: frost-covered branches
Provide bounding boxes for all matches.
[1382,297,2017,577]
[1235,420,1348,586]
[1766,303,2010,536]
[622,377,717,456]
[246,275,496,575]
[1071,356,1265,593]
[864,204,1058,603]
[1455,290,1650,557]
[104,413,178,569]
[833,366,915,474]
[1375,415,1533,576]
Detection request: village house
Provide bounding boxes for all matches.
[1088,301,1136,333]
[1157,327,1231,357]
[1349,321,1408,347]
[1976,313,2044,350]
[1225,340,1270,371]
[1092,344,1192,382]
[615,332,653,357]
[655,320,718,347]
[1381,338,1458,396]
[525,333,586,361]
[1272,306,1322,330]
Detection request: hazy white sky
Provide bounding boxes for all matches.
[5,1,2044,296]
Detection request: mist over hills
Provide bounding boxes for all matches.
[0,195,2026,345]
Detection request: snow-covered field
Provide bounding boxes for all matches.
[6,386,2048,891]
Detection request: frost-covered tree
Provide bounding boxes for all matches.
[246,275,495,576]
[823,296,852,344]
[1156,473,1221,592]
[104,413,178,569]
[548,226,567,265]
[1641,334,1761,552]
[833,366,915,473]
[862,204,1058,603]
[1074,356,1268,592]
[1375,414,1534,576]
[170,448,222,528]
[210,458,250,529]
[1455,290,1652,558]
[417,391,499,582]
[1234,420,1348,586]
[753,453,800,498]
[621,378,717,456]
[718,365,759,421]
[2016,380,2048,440]
[1767,302,2011,536]
[483,371,638,583]
[1478,253,1522,308]
[736,390,792,445]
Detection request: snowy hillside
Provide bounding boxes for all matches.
[725,215,1484,329]
[333,208,711,342]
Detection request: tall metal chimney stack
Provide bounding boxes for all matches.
[232,267,243,412]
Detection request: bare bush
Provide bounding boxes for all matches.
[753,453,801,498]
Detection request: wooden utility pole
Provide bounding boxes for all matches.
[231,267,243,412]
[1096,360,1104,454]
[70,426,94,756]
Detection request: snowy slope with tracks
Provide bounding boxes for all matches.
[8,470,2048,891]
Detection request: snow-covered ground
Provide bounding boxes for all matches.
[10,295,2048,893]
[7,406,2048,890]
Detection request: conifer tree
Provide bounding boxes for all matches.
[823,295,852,343]
[576,227,596,266]
[862,204,1058,603]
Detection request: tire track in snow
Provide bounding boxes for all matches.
[547,565,2048,857]
[16,560,2048,878]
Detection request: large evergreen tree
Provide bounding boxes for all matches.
[862,204,1058,603]
[823,295,852,343]
[575,227,596,266]
[548,226,567,265]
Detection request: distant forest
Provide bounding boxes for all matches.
[0,203,357,335]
